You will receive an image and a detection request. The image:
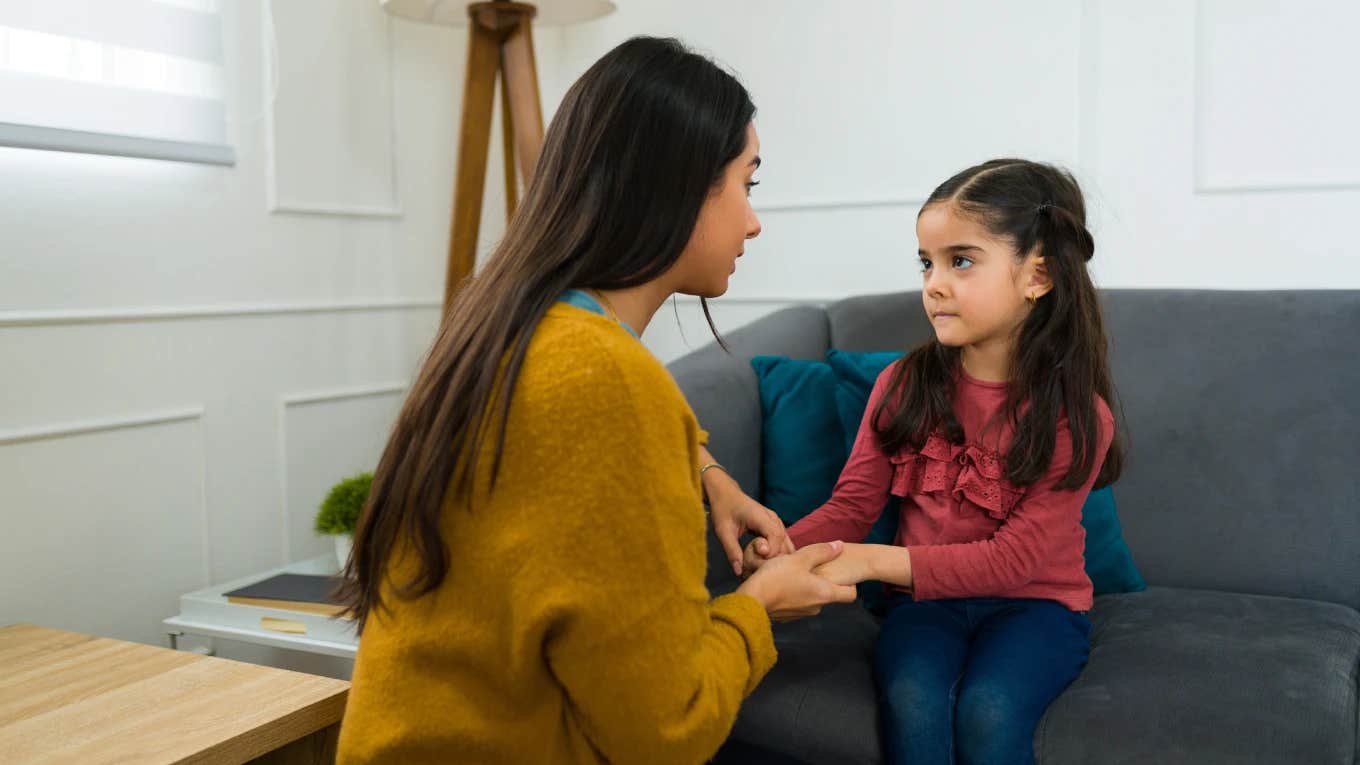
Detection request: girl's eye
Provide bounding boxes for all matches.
[744,180,760,196]
[952,256,974,269]
[919,259,932,273]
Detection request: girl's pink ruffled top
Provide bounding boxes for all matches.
[787,363,1114,612]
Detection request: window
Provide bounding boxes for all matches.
[0,0,233,165]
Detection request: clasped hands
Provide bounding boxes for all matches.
[708,485,879,618]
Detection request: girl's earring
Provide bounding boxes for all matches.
[1025,294,1037,307]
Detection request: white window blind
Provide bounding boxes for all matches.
[0,0,234,165]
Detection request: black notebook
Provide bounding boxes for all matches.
[224,573,349,617]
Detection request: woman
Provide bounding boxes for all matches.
[336,37,858,764]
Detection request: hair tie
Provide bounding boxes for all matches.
[1036,202,1054,213]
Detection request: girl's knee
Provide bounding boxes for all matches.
[955,681,1022,737]
[875,663,958,731]
[954,682,1037,762]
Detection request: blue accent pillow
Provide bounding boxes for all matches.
[749,356,847,526]
[1081,485,1147,595]
[826,349,906,454]
[752,349,1146,599]
[751,355,897,610]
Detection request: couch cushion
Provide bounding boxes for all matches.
[719,587,1360,765]
[1038,586,1360,764]
[724,601,882,765]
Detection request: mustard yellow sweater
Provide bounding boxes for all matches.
[337,302,776,764]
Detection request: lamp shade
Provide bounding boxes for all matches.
[381,0,615,27]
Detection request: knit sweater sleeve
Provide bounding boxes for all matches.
[908,397,1116,600]
[538,341,776,765]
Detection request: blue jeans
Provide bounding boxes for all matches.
[874,595,1092,765]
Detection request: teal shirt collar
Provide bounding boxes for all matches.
[558,289,640,338]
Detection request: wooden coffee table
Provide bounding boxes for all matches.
[0,623,349,764]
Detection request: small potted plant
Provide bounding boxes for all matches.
[315,471,372,566]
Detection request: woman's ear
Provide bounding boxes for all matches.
[1028,256,1054,299]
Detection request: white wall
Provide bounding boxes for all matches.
[543,0,1360,363]
[0,0,557,674]
[3,0,1357,672]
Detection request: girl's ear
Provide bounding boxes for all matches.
[1028,256,1054,299]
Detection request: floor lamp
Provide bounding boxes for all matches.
[380,0,616,312]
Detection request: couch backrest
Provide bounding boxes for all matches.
[823,289,1360,610]
[668,305,831,502]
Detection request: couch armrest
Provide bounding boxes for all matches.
[668,348,762,596]
[669,348,763,497]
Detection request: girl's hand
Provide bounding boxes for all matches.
[737,541,859,621]
[812,543,879,587]
[740,535,788,577]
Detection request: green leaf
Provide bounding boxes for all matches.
[314,472,373,536]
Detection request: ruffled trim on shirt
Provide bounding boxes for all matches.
[889,434,1024,519]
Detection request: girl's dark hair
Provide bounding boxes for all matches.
[339,37,755,631]
[874,159,1124,491]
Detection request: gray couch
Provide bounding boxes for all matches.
[669,290,1360,764]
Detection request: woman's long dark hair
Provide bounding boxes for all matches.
[874,159,1124,491]
[340,37,755,631]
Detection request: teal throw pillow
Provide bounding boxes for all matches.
[826,349,907,454]
[749,356,847,526]
[1081,485,1147,596]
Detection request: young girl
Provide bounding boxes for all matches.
[746,159,1123,764]
[336,37,856,765]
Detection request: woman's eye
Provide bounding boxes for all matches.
[952,256,973,269]
[744,180,760,196]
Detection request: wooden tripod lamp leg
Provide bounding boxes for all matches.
[446,19,501,312]
[500,17,544,185]
[500,75,518,220]
[445,2,543,312]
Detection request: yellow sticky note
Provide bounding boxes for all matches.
[259,616,307,635]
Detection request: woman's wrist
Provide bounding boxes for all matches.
[735,574,769,610]
[704,473,743,506]
[699,455,743,506]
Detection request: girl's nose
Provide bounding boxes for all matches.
[924,270,948,298]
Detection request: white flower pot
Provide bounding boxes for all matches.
[333,533,353,567]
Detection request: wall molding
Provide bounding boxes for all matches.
[0,406,205,446]
[753,196,923,214]
[0,406,213,588]
[1194,180,1360,195]
[1191,0,1360,195]
[282,382,408,408]
[672,295,832,305]
[0,298,441,328]
[1075,0,1100,171]
[265,201,404,219]
[276,382,407,560]
[262,0,402,218]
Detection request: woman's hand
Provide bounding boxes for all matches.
[737,541,859,621]
[711,491,795,576]
[700,446,795,576]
